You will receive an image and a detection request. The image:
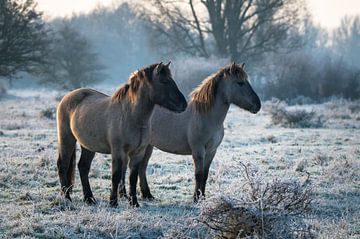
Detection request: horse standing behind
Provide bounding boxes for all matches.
[138,63,261,201]
[56,62,187,207]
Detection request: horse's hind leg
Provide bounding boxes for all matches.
[139,145,154,200]
[78,146,96,205]
[57,133,77,201]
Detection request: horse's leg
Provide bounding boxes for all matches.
[200,150,216,197]
[128,155,144,207]
[139,145,154,200]
[66,147,76,194]
[109,148,126,207]
[192,147,206,203]
[119,160,128,199]
[78,146,96,205]
[57,132,77,201]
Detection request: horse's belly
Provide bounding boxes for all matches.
[70,115,110,154]
[78,138,110,154]
[155,145,192,155]
[150,137,192,155]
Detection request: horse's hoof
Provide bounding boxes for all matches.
[128,197,140,207]
[142,194,155,201]
[119,193,128,199]
[109,199,118,208]
[130,201,140,208]
[84,196,97,205]
[193,195,205,203]
[65,195,72,202]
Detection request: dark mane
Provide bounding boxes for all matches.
[190,64,246,113]
[112,63,170,104]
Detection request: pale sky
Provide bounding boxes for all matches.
[36,0,360,30]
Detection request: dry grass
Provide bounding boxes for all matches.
[0,91,359,238]
[199,163,313,239]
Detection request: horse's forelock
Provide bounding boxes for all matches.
[225,64,247,81]
[145,63,171,82]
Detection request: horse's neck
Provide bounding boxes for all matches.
[129,92,154,126]
[199,96,230,127]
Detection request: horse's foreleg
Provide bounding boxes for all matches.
[78,146,96,205]
[119,161,127,198]
[192,147,206,203]
[110,149,126,207]
[129,155,144,207]
[201,150,216,196]
[139,145,154,200]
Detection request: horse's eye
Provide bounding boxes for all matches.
[160,78,168,84]
[237,81,245,86]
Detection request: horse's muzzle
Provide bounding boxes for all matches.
[250,104,261,114]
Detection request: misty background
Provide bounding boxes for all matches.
[0,0,359,101]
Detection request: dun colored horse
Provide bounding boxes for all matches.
[56,62,187,207]
[138,63,261,201]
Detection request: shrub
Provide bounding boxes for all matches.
[348,100,360,113]
[0,81,7,97]
[258,51,360,101]
[267,100,323,128]
[39,107,56,120]
[199,163,313,238]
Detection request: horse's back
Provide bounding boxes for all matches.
[59,88,108,111]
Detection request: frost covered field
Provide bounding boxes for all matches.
[0,89,359,238]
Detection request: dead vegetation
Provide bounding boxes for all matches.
[199,163,314,239]
[39,107,56,120]
[267,100,323,128]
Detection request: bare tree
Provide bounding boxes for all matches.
[40,24,106,89]
[0,0,48,80]
[333,15,360,68]
[141,0,306,61]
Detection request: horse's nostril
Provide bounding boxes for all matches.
[250,105,260,114]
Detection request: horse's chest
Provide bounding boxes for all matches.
[205,129,224,151]
[124,128,150,155]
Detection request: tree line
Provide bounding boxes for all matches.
[0,0,359,100]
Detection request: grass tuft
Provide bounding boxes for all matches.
[199,163,314,239]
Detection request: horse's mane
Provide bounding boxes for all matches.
[112,63,168,104]
[112,71,142,104]
[190,64,246,113]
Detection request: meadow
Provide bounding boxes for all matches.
[0,89,359,238]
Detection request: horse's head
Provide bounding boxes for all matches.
[146,62,187,113]
[221,63,261,114]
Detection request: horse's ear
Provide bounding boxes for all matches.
[230,62,237,74]
[165,61,171,67]
[155,62,163,74]
[241,63,245,69]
